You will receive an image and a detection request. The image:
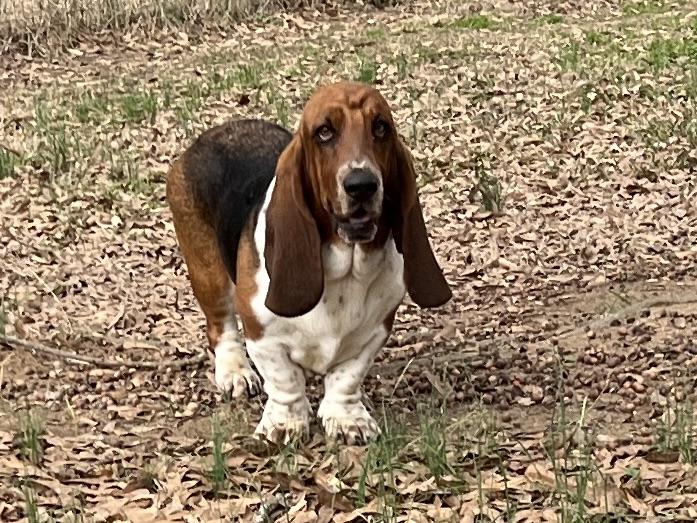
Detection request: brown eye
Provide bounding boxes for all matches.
[373,119,389,139]
[316,125,334,143]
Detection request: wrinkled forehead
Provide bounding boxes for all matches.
[301,83,393,128]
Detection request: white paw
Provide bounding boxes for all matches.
[255,398,311,444]
[214,344,262,398]
[318,401,380,445]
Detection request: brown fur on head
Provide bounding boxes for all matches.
[263,81,452,318]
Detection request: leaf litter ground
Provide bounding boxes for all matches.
[1,0,697,521]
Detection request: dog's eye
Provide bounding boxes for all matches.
[373,119,389,139]
[316,125,334,144]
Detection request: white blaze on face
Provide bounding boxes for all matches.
[336,158,384,216]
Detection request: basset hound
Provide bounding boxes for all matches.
[166,81,452,444]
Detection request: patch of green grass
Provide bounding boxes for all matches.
[584,30,612,46]
[470,154,506,214]
[365,27,386,39]
[356,56,378,84]
[637,81,661,100]
[0,299,7,336]
[34,101,51,130]
[686,116,697,147]
[452,14,493,30]
[181,80,207,111]
[409,119,421,148]
[22,482,40,523]
[173,81,206,136]
[74,90,109,124]
[160,80,175,109]
[275,99,291,129]
[16,411,44,465]
[120,89,158,124]
[175,107,198,137]
[109,152,153,194]
[469,405,500,459]
[649,13,683,30]
[498,455,519,521]
[31,103,79,179]
[393,52,409,80]
[686,67,697,98]
[234,64,263,89]
[266,90,291,129]
[46,125,76,175]
[34,488,88,523]
[209,69,237,93]
[0,147,20,179]
[656,397,694,465]
[642,108,697,149]
[61,493,88,523]
[556,38,583,71]
[208,415,227,494]
[537,13,564,25]
[546,392,591,520]
[418,403,451,480]
[566,439,596,521]
[134,462,161,493]
[274,436,301,475]
[413,43,440,64]
[643,120,671,145]
[356,412,408,508]
[200,63,269,98]
[646,36,697,71]
[622,0,670,16]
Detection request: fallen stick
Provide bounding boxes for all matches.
[0,334,207,369]
[553,293,697,339]
[0,143,21,156]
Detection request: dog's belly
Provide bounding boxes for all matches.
[260,241,406,375]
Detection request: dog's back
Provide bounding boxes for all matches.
[168,119,292,282]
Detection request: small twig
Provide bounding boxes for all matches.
[0,334,206,369]
[376,349,478,377]
[553,293,697,340]
[64,396,76,420]
[0,143,21,156]
[390,356,414,397]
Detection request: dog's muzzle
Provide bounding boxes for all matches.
[343,168,379,202]
[335,168,382,243]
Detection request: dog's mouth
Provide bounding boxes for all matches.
[333,208,378,243]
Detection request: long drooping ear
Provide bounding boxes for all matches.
[263,135,324,317]
[390,139,452,308]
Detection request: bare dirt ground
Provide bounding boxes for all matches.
[1,0,697,521]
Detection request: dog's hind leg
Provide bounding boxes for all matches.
[166,160,261,398]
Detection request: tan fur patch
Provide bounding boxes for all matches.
[166,159,234,350]
[234,219,264,341]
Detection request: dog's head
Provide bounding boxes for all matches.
[264,81,452,317]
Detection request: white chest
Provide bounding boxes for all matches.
[252,237,405,375]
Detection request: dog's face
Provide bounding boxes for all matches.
[298,82,398,243]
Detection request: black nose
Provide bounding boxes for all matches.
[343,169,379,201]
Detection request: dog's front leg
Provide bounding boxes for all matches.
[317,329,388,445]
[246,339,311,444]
